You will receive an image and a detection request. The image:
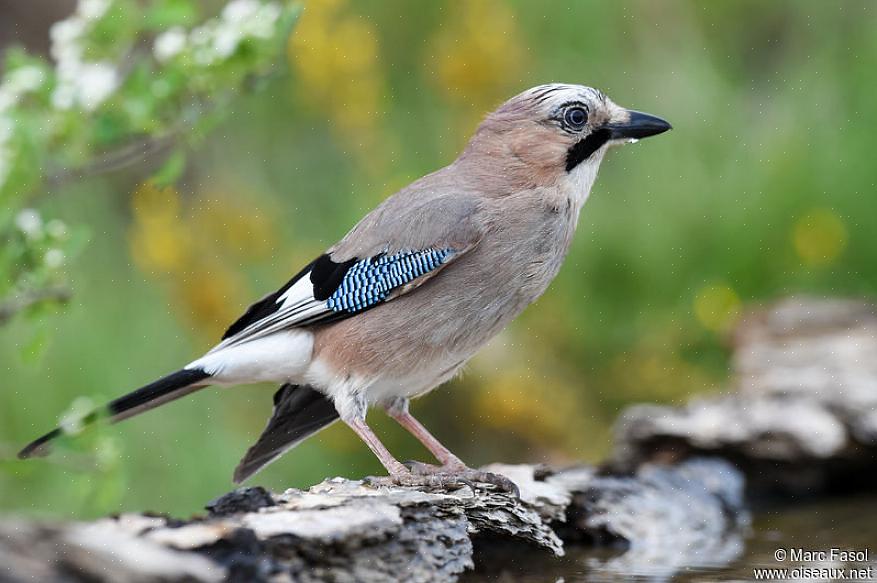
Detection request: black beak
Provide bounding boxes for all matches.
[606,110,672,140]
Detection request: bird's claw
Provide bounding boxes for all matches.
[401,460,442,474]
[382,460,520,498]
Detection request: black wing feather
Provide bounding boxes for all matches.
[310,254,359,301]
[222,257,324,340]
[233,384,339,483]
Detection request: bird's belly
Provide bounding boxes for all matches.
[365,363,462,404]
[304,353,464,406]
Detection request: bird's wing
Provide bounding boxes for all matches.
[233,383,339,483]
[215,190,484,350]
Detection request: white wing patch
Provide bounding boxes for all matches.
[187,330,314,385]
[276,273,318,310]
[213,272,326,352]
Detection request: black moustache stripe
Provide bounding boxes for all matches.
[565,128,610,172]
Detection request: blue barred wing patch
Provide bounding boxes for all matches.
[326,249,453,313]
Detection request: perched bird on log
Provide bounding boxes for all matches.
[19,84,670,491]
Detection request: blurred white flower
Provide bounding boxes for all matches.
[213,26,243,58]
[250,2,281,38]
[44,248,66,269]
[189,1,282,64]
[77,62,118,109]
[15,209,43,239]
[154,27,187,63]
[49,19,85,62]
[0,116,13,143]
[77,0,111,20]
[6,66,45,94]
[0,41,50,189]
[190,25,217,65]
[51,84,76,110]
[234,1,281,40]
[222,0,261,23]
[0,90,14,113]
[0,66,46,113]
[47,219,69,239]
[53,61,118,111]
[49,4,118,111]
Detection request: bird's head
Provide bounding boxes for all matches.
[461,84,671,191]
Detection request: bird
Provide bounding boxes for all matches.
[19,83,670,491]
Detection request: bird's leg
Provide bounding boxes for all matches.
[383,397,465,469]
[345,415,474,491]
[336,390,411,478]
[343,416,410,478]
[382,397,519,496]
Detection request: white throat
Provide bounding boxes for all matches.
[562,147,607,215]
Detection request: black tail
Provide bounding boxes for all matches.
[233,384,339,483]
[18,368,211,459]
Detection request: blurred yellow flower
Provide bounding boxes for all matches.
[173,263,246,339]
[128,181,277,342]
[430,0,524,133]
[129,182,189,273]
[197,195,276,258]
[289,0,388,171]
[694,283,741,333]
[792,208,847,267]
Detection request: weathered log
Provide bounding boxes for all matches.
[614,297,877,496]
[7,296,876,581]
[0,458,745,582]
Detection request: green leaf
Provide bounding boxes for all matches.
[144,0,200,30]
[21,324,51,362]
[152,148,187,187]
[85,0,142,60]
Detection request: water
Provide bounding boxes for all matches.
[465,495,877,582]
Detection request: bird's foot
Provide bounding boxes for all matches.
[392,460,520,497]
[364,468,468,492]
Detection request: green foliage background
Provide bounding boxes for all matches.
[2,0,876,518]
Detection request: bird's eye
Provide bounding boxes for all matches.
[563,107,588,129]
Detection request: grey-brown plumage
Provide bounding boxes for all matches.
[20,84,671,489]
